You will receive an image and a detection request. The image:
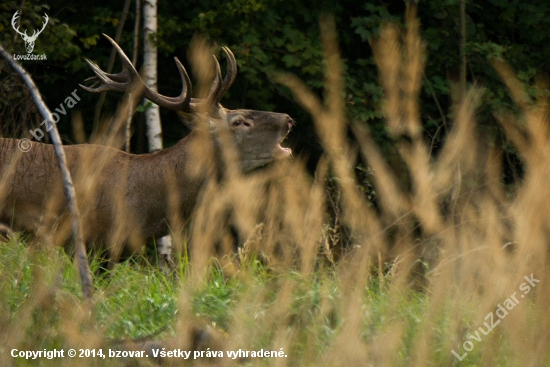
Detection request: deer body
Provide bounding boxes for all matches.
[0,106,291,259]
[1,136,197,246]
[0,35,293,262]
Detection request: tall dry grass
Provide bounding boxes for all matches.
[1,7,550,367]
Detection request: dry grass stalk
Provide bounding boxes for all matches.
[2,6,550,366]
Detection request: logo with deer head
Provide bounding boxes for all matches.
[11,11,49,54]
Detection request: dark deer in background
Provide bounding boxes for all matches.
[11,11,49,54]
[0,35,293,264]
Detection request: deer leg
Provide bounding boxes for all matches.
[0,222,14,241]
[157,235,173,272]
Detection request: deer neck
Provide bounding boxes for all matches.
[134,131,223,220]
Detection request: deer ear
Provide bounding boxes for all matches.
[176,111,216,131]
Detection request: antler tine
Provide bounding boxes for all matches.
[189,54,223,115]
[105,33,192,110]
[82,34,192,111]
[102,33,141,82]
[142,57,192,107]
[79,59,131,93]
[213,46,237,104]
[174,57,193,101]
[36,13,48,35]
[81,34,139,92]
[138,56,192,110]
[11,11,17,29]
[11,11,25,37]
[205,54,223,104]
[189,47,237,115]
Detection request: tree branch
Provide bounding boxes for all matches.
[0,45,94,301]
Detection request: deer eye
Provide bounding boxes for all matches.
[232,119,251,127]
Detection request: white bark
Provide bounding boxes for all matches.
[143,0,162,152]
[143,0,173,268]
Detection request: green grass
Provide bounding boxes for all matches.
[0,235,529,367]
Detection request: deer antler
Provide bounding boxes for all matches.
[214,47,237,105]
[11,12,49,40]
[81,34,192,111]
[11,11,27,38]
[82,34,238,115]
[33,13,48,39]
[189,46,238,117]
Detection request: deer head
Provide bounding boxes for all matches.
[0,34,295,267]
[81,34,293,173]
[11,11,49,54]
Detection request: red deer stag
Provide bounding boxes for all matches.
[0,35,293,265]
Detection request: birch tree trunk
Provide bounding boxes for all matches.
[142,0,172,269]
[143,0,162,152]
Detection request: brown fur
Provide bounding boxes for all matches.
[0,108,292,261]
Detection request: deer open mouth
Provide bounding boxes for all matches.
[275,122,292,158]
[275,133,292,158]
[276,144,292,158]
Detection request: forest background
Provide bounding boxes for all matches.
[2,0,548,183]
